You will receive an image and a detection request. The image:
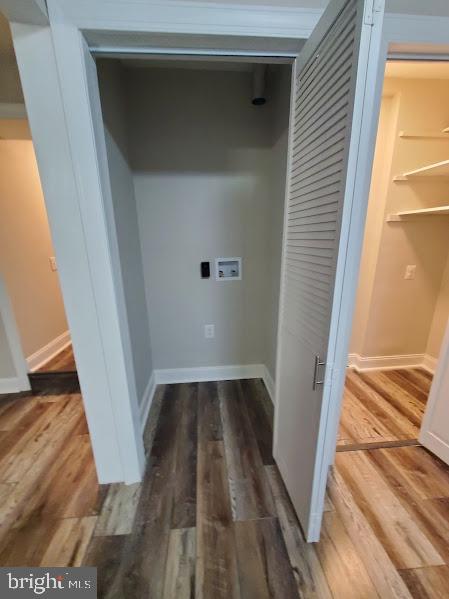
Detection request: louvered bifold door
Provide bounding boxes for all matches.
[273,0,382,541]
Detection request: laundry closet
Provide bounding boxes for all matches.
[96,57,292,403]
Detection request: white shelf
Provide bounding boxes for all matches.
[394,159,449,181]
[399,130,449,139]
[387,205,449,222]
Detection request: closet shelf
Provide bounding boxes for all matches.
[399,131,449,139]
[394,159,449,181]
[387,205,449,222]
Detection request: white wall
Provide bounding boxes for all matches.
[97,61,153,405]
[124,64,289,375]
[0,136,68,361]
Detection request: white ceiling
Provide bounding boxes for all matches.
[386,60,449,80]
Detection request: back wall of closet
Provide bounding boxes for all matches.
[98,60,291,386]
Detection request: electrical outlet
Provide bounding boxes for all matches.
[204,324,215,339]
[49,256,57,272]
[404,265,416,280]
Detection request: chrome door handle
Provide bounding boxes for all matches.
[313,355,326,390]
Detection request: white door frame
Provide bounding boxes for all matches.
[0,276,30,393]
[323,12,449,473]
[3,0,322,486]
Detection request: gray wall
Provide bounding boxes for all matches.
[125,65,290,373]
[264,66,290,378]
[0,311,16,379]
[97,61,153,405]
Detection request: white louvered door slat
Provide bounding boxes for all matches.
[273,0,384,541]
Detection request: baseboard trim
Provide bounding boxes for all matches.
[154,364,266,385]
[261,366,276,404]
[27,331,71,372]
[422,354,438,374]
[0,377,30,394]
[140,371,156,433]
[348,352,437,374]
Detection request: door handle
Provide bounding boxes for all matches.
[313,355,326,390]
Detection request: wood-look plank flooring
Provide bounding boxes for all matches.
[83,378,449,598]
[36,344,77,373]
[338,368,432,450]
[0,389,104,566]
[2,376,449,598]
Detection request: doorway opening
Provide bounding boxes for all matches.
[339,59,449,453]
[95,55,293,402]
[0,117,79,394]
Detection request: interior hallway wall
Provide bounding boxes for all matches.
[0,135,68,360]
[126,65,289,372]
[97,61,153,406]
[350,78,449,362]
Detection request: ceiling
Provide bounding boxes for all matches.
[0,11,23,104]
[386,60,449,80]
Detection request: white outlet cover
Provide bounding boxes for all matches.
[49,256,57,271]
[404,265,416,280]
[205,324,215,338]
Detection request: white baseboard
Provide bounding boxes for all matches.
[139,371,156,433]
[261,365,275,404]
[422,354,438,374]
[154,363,266,385]
[27,330,71,372]
[348,352,437,374]
[0,377,29,394]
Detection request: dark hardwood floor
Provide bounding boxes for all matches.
[2,375,449,597]
[338,368,432,451]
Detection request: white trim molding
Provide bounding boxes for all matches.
[50,0,321,40]
[154,363,266,385]
[139,371,156,433]
[0,277,30,393]
[348,352,437,373]
[27,330,71,372]
[0,0,48,25]
[0,377,28,394]
[422,354,438,374]
[261,365,275,405]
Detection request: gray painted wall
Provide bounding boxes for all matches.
[97,61,153,405]
[0,311,16,379]
[264,66,290,378]
[124,65,290,374]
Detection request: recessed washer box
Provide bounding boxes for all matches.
[215,257,242,281]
